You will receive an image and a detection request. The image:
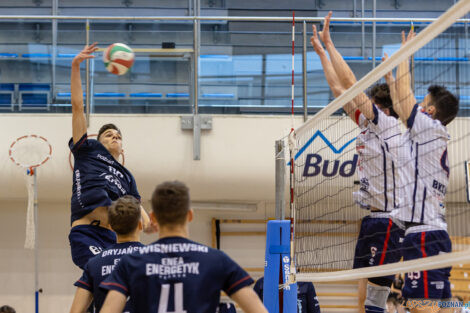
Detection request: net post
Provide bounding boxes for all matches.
[263,220,298,313]
[275,140,286,220]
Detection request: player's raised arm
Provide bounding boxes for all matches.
[230,286,268,313]
[69,288,93,313]
[318,11,375,121]
[394,30,416,123]
[311,24,357,122]
[98,290,126,313]
[71,43,98,144]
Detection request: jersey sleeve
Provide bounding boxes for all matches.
[69,133,98,155]
[221,252,254,296]
[99,256,130,296]
[74,263,94,292]
[354,109,367,129]
[369,104,400,140]
[406,104,448,142]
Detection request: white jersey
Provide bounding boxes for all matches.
[353,104,402,212]
[390,104,449,230]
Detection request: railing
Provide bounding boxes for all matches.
[0,14,469,120]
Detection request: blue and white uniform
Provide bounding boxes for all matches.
[391,104,452,300]
[100,237,254,313]
[74,241,144,313]
[352,105,405,280]
[68,133,141,269]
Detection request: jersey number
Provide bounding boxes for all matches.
[407,271,421,280]
[158,283,187,313]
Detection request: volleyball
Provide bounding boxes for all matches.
[103,43,135,75]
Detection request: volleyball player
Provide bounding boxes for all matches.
[69,43,152,270]
[69,195,144,313]
[390,30,459,313]
[99,181,267,313]
[311,12,405,313]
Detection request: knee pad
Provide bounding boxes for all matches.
[365,284,390,311]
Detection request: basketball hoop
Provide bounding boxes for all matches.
[68,134,125,170]
[9,134,52,249]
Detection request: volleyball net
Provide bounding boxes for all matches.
[281,0,470,284]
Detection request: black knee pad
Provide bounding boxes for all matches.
[368,276,393,287]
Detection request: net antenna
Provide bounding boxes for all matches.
[283,0,470,284]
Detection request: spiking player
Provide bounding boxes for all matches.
[311,12,405,313]
[69,195,144,313]
[99,181,267,313]
[390,30,459,313]
[69,43,153,270]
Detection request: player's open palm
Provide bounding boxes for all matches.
[319,11,333,44]
[310,25,325,55]
[72,42,99,66]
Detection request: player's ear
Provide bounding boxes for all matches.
[187,209,194,223]
[138,219,143,231]
[150,211,158,224]
[427,104,436,116]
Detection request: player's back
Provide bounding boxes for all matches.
[75,241,143,312]
[101,236,253,313]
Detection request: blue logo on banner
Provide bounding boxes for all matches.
[288,130,358,178]
[295,130,356,160]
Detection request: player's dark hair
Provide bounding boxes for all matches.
[97,123,122,141]
[427,85,459,126]
[108,195,141,235]
[368,83,399,119]
[0,306,16,313]
[151,181,190,226]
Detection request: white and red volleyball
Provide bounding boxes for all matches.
[103,43,135,75]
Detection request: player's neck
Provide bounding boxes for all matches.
[117,232,140,243]
[158,225,189,239]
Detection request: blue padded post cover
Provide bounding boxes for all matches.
[263,220,297,313]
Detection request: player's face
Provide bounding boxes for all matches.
[99,129,122,155]
[375,102,390,116]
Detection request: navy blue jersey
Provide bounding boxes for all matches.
[69,133,140,223]
[100,237,254,313]
[74,241,144,312]
[254,277,321,313]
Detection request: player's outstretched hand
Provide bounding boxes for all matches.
[401,29,415,46]
[319,11,333,45]
[382,52,394,82]
[310,25,326,56]
[72,42,99,66]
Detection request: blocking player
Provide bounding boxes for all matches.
[69,195,144,313]
[390,30,459,313]
[253,276,321,313]
[311,12,405,313]
[69,43,152,269]
[99,181,267,313]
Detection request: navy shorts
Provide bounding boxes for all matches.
[353,216,404,281]
[402,230,452,300]
[68,224,116,269]
[217,303,236,313]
